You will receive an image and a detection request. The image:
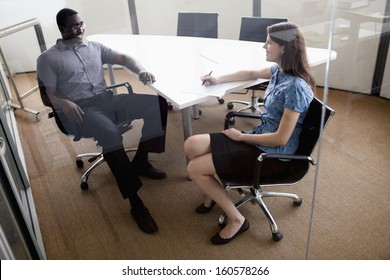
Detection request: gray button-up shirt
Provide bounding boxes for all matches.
[37,39,119,102]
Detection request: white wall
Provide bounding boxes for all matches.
[0,0,65,73]
[0,0,132,73]
[0,0,253,72]
[0,0,388,96]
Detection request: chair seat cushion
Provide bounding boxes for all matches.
[220,159,310,188]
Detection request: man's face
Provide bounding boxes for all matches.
[60,14,85,42]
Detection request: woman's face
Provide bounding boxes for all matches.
[263,36,285,64]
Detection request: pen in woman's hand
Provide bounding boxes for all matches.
[202,71,213,85]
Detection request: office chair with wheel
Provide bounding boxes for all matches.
[177,12,218,39]
[227,17,288,113]
[177,12,223,118]
[38,78,137,190]
[218,97,335,241]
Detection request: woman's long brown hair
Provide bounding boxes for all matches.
[267,22,316,90]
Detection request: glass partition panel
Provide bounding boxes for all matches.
[283,0,388,260]
[0,0,388,261]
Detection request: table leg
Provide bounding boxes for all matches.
[181,107,192,140]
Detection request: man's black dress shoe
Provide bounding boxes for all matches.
[135,161,167,180]
[210,219,249,245]
[195,201,216,214]
[131,206,158,234]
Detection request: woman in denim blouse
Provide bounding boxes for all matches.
[184,22,315,245]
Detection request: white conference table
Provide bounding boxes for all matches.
[88,34,336,139]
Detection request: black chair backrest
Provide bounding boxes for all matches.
[37,77,71,136]
[37,77,53,108]
[239,17,288,42]
[255,97,334,186]
[177,12,218,38]
[219,97,334,187]
[295,97,335,156]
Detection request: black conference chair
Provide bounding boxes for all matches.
[177,12,224,118]
[38,78,137,190]
[227,17,288,113]
[177,12,218,39]
[218,97,335,241]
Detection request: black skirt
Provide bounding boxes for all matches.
[210,132,262,180]
[210,132,289,184]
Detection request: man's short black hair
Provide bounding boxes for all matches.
[56,8,78,28]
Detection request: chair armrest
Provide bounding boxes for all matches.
[248,81,269,91]
[224,111,261,129]
[106,82,133,94]
[258,153,316,166]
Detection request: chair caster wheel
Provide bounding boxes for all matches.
[272,232,283,241]
[218,98,225,104]
[76,159,84,168]
[227,103,233,110]
[218,214,227,228]
[293,198,302,206]
[81,182,89,190]
[193,110,202,120]
[228,118,235,125]
[218,221,226,229]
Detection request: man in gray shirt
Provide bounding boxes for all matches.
[37,8,168,234]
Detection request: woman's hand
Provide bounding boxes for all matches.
[200,75,218,86]
[222,128,243,141]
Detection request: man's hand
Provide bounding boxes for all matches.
[61,100,85,124]
[138,71,156,85]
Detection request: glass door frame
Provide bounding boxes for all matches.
[0,60,46,259]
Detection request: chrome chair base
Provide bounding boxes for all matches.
[227,89,263,113]
[76,148,138,190]
[218,187,302,241]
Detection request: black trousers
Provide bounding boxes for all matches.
[57,91,168,199]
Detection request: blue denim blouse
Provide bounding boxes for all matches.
[249,64,314,154]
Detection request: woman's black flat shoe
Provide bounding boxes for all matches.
[195,201,216,214]
[211,219,249,245]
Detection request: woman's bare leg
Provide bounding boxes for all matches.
[184,134,211,160]
[184,134,213,207]
[186,150,246,239]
